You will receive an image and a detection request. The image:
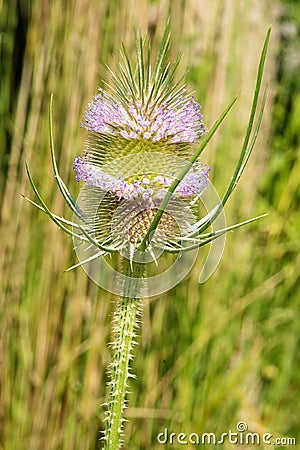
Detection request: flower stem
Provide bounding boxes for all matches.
[103,258,145,450]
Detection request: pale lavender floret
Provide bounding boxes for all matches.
[81,89,205,144]
[176,165,210,197]
[73,157,209,201]
[73,156,115,187]
[73,157,145,200]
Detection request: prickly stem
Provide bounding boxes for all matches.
[103,258,145,450]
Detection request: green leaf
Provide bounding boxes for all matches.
[138,95,238,251]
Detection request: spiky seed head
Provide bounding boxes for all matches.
[74,28,209,254]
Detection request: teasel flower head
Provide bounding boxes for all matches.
[72,27,212,260]
[25,25,269,276]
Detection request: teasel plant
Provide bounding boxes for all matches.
[25,22,271,450]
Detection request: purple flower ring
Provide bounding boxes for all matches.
[82,89,205,144]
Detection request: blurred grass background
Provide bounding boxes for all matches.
[0,0,299,449]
